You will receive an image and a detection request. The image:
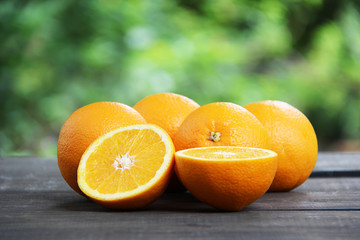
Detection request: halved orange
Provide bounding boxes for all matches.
[77,124,175,210]
[175,146,278,211]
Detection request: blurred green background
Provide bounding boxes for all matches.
[1,0,360,157]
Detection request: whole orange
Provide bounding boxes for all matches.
[173,102,270,151]
[133,93,200,140]
[57,102,146,195]
[133,92,200,192]
[244,100,318,191]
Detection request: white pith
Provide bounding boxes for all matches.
[175,146,277,161]
[112,153,135,171]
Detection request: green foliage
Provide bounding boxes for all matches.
[1,0,360,156]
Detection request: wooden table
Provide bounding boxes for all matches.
[1,153,360,239]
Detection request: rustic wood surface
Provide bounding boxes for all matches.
[1,153,360,240]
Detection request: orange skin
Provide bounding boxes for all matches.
[245,100,318,191]
[134,92,200,192]
[57,102,146,195]
[173,102,270,151]
[133,92,200,140]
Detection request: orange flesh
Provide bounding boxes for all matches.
[182,147,272,160]
[84,129,166,194]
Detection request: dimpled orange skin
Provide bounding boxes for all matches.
[133,92,200,192]
[244,100,318,191]
[57,102,146,195]
[173,102,270,151]
[175,148,278,211]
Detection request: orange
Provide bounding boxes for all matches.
[77,124,175,210]
[173,102,270,151]
[133,92,200,192]
[57,102,146,195]
[175,146,277,211]
[133,92,200,140]
[244,100,318,191]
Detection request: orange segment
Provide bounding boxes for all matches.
[184,147,273,160]
[77,124,175,210]
[175,146,278,211]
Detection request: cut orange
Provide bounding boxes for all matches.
[77,124,175,210]
[175,146,277,211]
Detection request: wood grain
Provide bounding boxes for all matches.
[1,190,360,240]
[313,152,360,171]
[1,153,360,240]
[311,152,360,177]
[0,191,359,240]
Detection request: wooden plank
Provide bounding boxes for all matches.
[313,152,360,171]
[296,177,360,192]
[1,212,359,240]
[0,157,68,192]
[311,152,360,177]
[1,191,359,240]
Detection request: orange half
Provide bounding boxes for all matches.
[77,124,175,210]
[175,146,278,211]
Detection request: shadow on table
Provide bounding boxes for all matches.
[51,190,312,213]
[144,192,220,213]
[46,191,107,212]
[51,191,221,213]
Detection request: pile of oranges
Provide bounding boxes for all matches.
[57,93,318,211]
